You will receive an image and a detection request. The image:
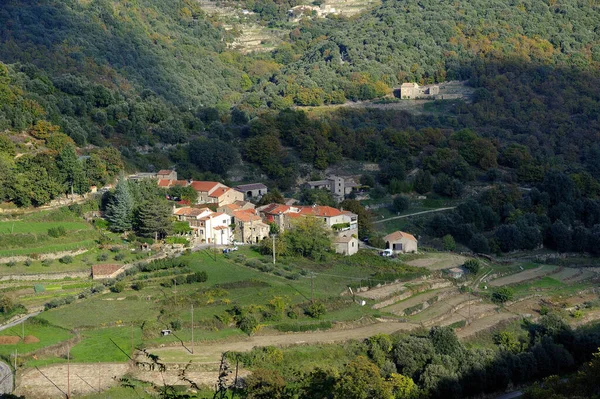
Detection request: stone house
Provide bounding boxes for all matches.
[157,170,177,181]
[303,176,358,200]
[235,183,268,200]
[334,233,359,256]
[209,187,244,206]
[383,231,418,253]
[232,209,270,244]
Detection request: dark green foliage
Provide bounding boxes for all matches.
[59,255,73,264]
[492,287,514,304]
[305,302,326,319]
[463,259,480,274]
[47,226,67,238]
[392,196,410,213]
[105,179,134,233]
[133,197,173,239]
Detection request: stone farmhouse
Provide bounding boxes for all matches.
[303,175,359,200]
[400,83,439,99]
[234,183,268,201]
[174,206,232,245]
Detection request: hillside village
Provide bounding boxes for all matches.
[132,169,363,256]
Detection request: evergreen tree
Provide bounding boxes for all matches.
[105,179,134,232]
[413,170,432,194]
[134,197,173,238]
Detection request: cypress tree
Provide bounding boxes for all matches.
[105,179,134,232]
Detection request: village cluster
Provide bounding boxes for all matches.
[128,170,417,257]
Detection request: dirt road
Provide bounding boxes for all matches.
[151,322,417,362]
[373,207,456,224]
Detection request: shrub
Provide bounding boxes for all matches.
[492,287,514,304]
[24,259,32,267]
[131,281,145,291]
[48,226,67,238]
[170,319,182,331]
[463,259,480,274]
[572,309,584,319]
[186,271,208,284]
[392,196,410,213]
[97,253,109,262]
[114,253,126,261]
[110,247,121,253]
[274,321,332,332]
[7,261,16,267]
[59,255,73,264]
[305,302,326,319]
[238,314,259,335]
[111,282,126,293]
[41,259,53,267]
[34,284,45,293]
[443,234,456,251]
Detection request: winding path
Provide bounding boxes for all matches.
[372,207,456,224]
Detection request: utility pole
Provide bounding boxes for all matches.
[272,234,276,264]
[22,319,24,340]
[310,273,314,303]
[131,324,134,357]
[191,305,195,354]
[213,234,216,261]
[67,346,70,399]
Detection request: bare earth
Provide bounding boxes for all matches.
[15,363,130,398]
[383,288,456,315]
[406,254,467,270]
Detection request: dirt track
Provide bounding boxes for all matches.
[151,321,417,362]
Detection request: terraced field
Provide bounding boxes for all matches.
[488,265,559,287]
[383,288,456,316]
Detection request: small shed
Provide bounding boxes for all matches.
[448,267,465,279]
[383,231,418,254]
[234,183,268,200]
[334,234,359,256]
[92,264,123,280]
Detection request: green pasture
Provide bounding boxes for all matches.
[0,318,72,358]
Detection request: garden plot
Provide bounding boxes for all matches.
[406,254,467,271]
[410,293,473,323]
[553,267,583,282]
[455,312,520,338]
[566,269,598,283]
[356,281,408,300]
[382,288,456,316]
[488,265,559,287]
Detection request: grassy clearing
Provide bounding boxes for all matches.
[39,296,161,329]
[0,318,72,359]
[71,326,143,363]
[0,221,90,235]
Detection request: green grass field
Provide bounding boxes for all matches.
[0,318,72,359]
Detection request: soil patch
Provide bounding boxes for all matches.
[23,335,40,344]
[406,254,467,270]
[0,336,20,344]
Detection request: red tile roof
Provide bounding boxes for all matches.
[298,206,343,217]
[157,170,174,175]
[233,209,262,223]
[209,187,230,198]
[190,181,221,192]
[174,207,207,217]
[384,231,417,242]
[261,203,291,215]
[158,179,171,187]
[172,180,188,186]
[92,264,122,277]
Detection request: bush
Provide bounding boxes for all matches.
[110,246,121,253]
[7,261,16,267]
[305,302,326,319]
[463,259,480,274]
[170,319,182,331]
[238,314,259,335]
[114,253,126,261]
[34,284,45,293]
[492,287,514,304]
[443,234,456,251]
[24,259,32,267]
[41,259,53,267]
[111,282,126,293]
[186,271,208,284]
[392,196,410,213]
[97,253,109,262]
[274,321,332,332]
[59,255,73,264]
[48,226,67,238]
[131,281,145,291]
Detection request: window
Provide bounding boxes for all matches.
[352,242,355,247]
